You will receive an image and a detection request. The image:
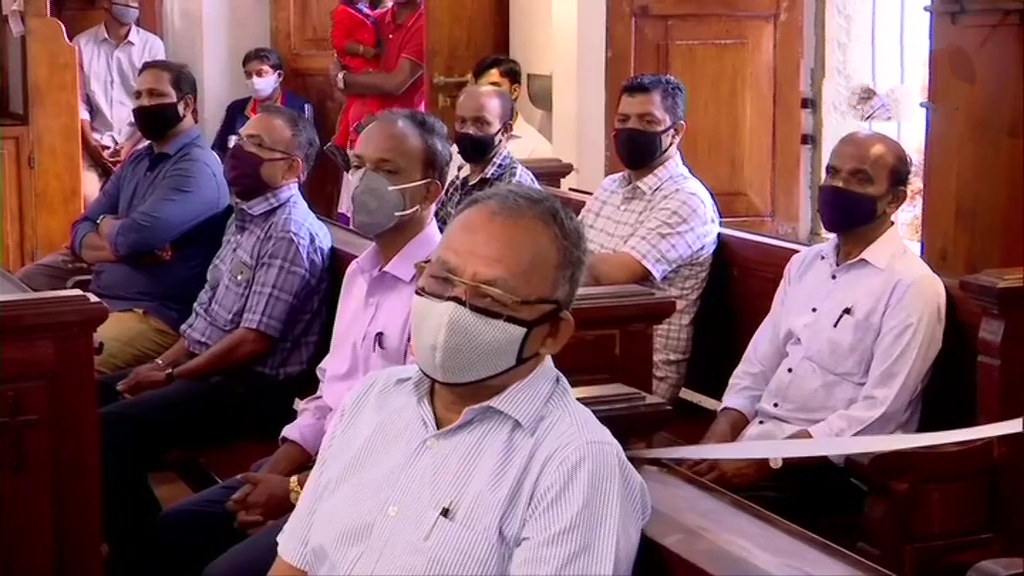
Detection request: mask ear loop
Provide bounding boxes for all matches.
[389,178,433,217]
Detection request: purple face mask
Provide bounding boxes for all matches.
[817,184,886,233]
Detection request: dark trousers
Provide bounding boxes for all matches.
[98,369,300,576]
[157,457,287,576]
[736,463,867,545]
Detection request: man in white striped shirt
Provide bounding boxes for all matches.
[271,183,650,576]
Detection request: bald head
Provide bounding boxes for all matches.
[829,131,912,191]
[454,84,515,136]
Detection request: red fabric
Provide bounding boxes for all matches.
[331,3,384,147]
[330,3,377,73]
[245,91,284,119]
[375,3,425,111]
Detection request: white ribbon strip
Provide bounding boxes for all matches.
[628,418,1023,460]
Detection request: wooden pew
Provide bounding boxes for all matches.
[635,464,893,575]
[0,270,109,576]
[521,158,575,189]
[678,227,1024,575]
[544,185,590,215]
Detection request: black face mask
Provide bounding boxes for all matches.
[454,130,500,165]
[613,126,674,171]
[132,101,184,142]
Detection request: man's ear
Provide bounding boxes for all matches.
[500,120,514,138]
[672,121,687,142]
[422,179,443,206]
[538,311,575,357]
[179,95,196,119]
[886,186,908,214]
[510,84,521,102]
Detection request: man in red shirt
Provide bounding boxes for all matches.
[334,0,425,112]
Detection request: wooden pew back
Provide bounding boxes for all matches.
[680,226,1024,574]
[521,158,574,189]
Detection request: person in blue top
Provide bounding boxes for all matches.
[212,47,314,159]
[17,60,231,375]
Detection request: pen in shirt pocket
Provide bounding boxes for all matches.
[424,499,454,542]
[833,306,853,328]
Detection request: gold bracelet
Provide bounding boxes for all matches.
[288,474,302,504]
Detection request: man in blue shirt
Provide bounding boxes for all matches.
[16,60,230,374]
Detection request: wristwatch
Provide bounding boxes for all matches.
[288,474,303,504]
[768,457,784,470]
[335,70,347,91]
[96,214,110,226]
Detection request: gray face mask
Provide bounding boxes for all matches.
[350,169,430,237]
[110,3,140,25]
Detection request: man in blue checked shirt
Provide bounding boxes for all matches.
[97,104,332,576]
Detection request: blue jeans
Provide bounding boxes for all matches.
[156,457,289,576]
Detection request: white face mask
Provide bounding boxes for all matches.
[247,74,280,100]
[410,293,560,386]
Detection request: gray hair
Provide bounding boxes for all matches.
[452,183,587,308]
[255,103,320,179]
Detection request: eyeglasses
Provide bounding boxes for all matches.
[413,259,561,316]
[235,134,295,159]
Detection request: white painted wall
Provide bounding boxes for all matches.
[161,0,270,141]
[510,0,606,190]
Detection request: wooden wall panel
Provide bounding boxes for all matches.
[922,6,1023,276]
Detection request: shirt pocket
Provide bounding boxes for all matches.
[205,256,255,330]
[804,310,876,380]
[414,514,504,575]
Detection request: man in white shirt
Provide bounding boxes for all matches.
[445,55,553,182]
[73,0,166,203]
[688,131,945,537]
[579,74,720,401]
[270,183,649,576]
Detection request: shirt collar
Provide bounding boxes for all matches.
[380,3,425,29]
[146,126,202,157]
[824,225,905,269]
[100,22,139,45]
[618,151,688,194]
[356,219,442,282]
[235,182,300,217]
[412,357,563,430]
[245,91,285,118]
[458,146,515,183]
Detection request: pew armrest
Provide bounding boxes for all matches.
[967,558,1024,576]
[845,439,995,487]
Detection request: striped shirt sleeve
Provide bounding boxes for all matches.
[510,441,651,576]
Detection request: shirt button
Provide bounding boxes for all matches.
[786,367,793,373]
[831,274,837,280]
[387,506,398,517]
[425,438,437,448]
[811,307,817,313]
[772,402,779,408]
[758,420,765,425]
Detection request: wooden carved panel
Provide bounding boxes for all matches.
[606,0,804,227]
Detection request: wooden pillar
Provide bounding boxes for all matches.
[922,2,1023,276]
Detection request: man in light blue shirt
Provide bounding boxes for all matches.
[271,183,650,576]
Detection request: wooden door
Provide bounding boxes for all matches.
[271,0,509,218]
[0,126,32,270]
[606,0,804,230]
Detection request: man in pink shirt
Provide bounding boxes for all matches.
[155,108,450,576]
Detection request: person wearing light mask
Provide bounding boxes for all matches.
[212,47,313,159]
[579,73,720,402]
[434,85,539,231]
[154,108,446,576]
[686,131,944,542]
[270,183,650,576]
[70,0,166,204]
